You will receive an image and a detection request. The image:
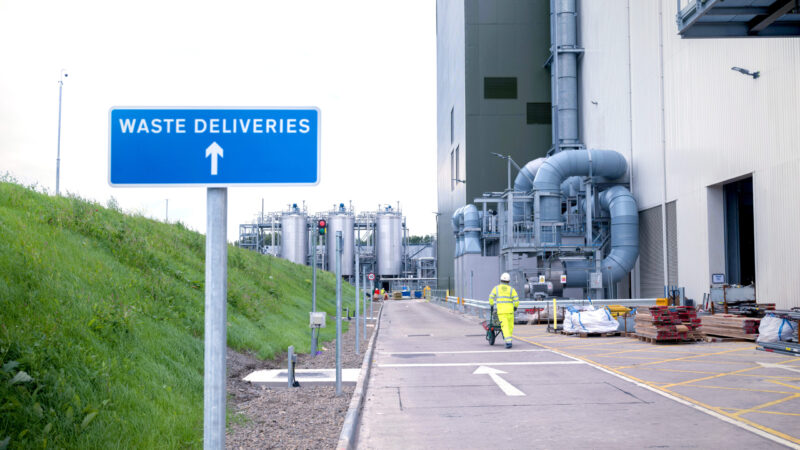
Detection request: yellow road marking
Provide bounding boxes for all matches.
[594,348,699,357]
[516,335,800,446]
[739,410,800,417]
[684,384,797,395]
[734,394,800,417]
[768,380,800,391]
[661,357,800,388]
[615,347,753,370]
[649,368,721,375]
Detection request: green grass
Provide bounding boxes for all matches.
[0,180,354,449]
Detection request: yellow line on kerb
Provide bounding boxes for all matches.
[516,335,800,446]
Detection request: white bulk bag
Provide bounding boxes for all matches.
[757,315,797,344]
[571,307,620,334]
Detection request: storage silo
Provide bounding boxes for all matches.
[327,212,354,276]
[376,211,403,276]
[280,212,308,265]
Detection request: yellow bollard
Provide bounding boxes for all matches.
[553,298,557,331]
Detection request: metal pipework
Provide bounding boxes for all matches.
[598,185,639,284]
[552,0,580,151]
[532,149,628,223]
[451,206,465,257]
[461,204,482,254]
[512,158,545,222]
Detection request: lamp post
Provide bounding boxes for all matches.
[55,69,68,196]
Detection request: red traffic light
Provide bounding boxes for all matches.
[318,219,327,235]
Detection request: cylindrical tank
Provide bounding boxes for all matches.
[327,213,354,276]
[280,213,308,265]
[376,212,403,276]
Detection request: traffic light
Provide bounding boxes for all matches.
[318,219,327,236]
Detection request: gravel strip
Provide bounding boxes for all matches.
[226,301,380,449]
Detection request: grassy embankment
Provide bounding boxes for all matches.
[0,180,353,448]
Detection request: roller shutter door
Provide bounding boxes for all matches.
[666,201,678,287]
[639,206,664,298]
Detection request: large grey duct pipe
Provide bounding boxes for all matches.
[563,186,639,288]
[512,158,545,221]
[451,206,463,257]
[532,149,627,223]
[598,185,639,282]
[553,0,579,150]
[462,204,481,254]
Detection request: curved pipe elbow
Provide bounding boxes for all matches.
[599,185,639,283]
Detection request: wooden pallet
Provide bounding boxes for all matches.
[625,333,702,345]
[561,330,623,338]
[703,334,755,343]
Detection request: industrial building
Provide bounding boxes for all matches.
[437,0,800,309]
[237,203,436,291]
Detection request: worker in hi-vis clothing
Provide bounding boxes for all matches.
[489,273,520,348]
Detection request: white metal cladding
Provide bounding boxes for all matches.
[327,214,354,276]
[639,206,664,298]
[280,213,308,266]
[578,0,800,308]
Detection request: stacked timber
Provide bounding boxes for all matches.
[700,314,760,340]
[634,306,701,342]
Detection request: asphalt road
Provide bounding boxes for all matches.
[356,300,787,449]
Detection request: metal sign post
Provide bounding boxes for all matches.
[204,187,227,450]
[108,107,320,450]
[335,231,343,396]
[311,232,318,355]
[355,249,360,354]
[362,266,367,340]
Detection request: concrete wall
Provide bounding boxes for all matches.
[578,0,800,308]
[436,0,467,292]
[455,254,502,299]
[463,0,552,204]
[437,0,552,293]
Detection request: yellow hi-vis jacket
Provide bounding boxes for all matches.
[489,283,519,315]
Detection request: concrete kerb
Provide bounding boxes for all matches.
[336,301,384,450]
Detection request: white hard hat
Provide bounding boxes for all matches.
[500,273,511,282]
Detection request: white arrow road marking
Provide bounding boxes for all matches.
[205,142,223,175]
[473,365,525,396]
[757,362,800,374]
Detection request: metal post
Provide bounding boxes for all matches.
[335,231,343,396]
[312,233,318,355]
[355,249,360,354]
[362,266,367,339]
[55,70,66,196]
[204,187,227,450]
[166,199,169,223]
[370,280,374,319]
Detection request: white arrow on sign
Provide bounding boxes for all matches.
[205,142,224,175]
[758,362,800,374]
[473,365,525,396]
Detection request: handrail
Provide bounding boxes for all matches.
[436,296,658,310]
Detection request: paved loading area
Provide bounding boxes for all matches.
[515,326,800,447]
[357,300,799,449]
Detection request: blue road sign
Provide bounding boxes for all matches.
[109,108,319,186]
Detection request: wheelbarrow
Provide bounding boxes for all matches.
[480,307,503,346]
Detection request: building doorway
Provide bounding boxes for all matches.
[724,177,755,285]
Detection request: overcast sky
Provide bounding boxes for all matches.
[0,0,437,242]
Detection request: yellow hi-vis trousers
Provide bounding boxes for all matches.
[498,313,514,343]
